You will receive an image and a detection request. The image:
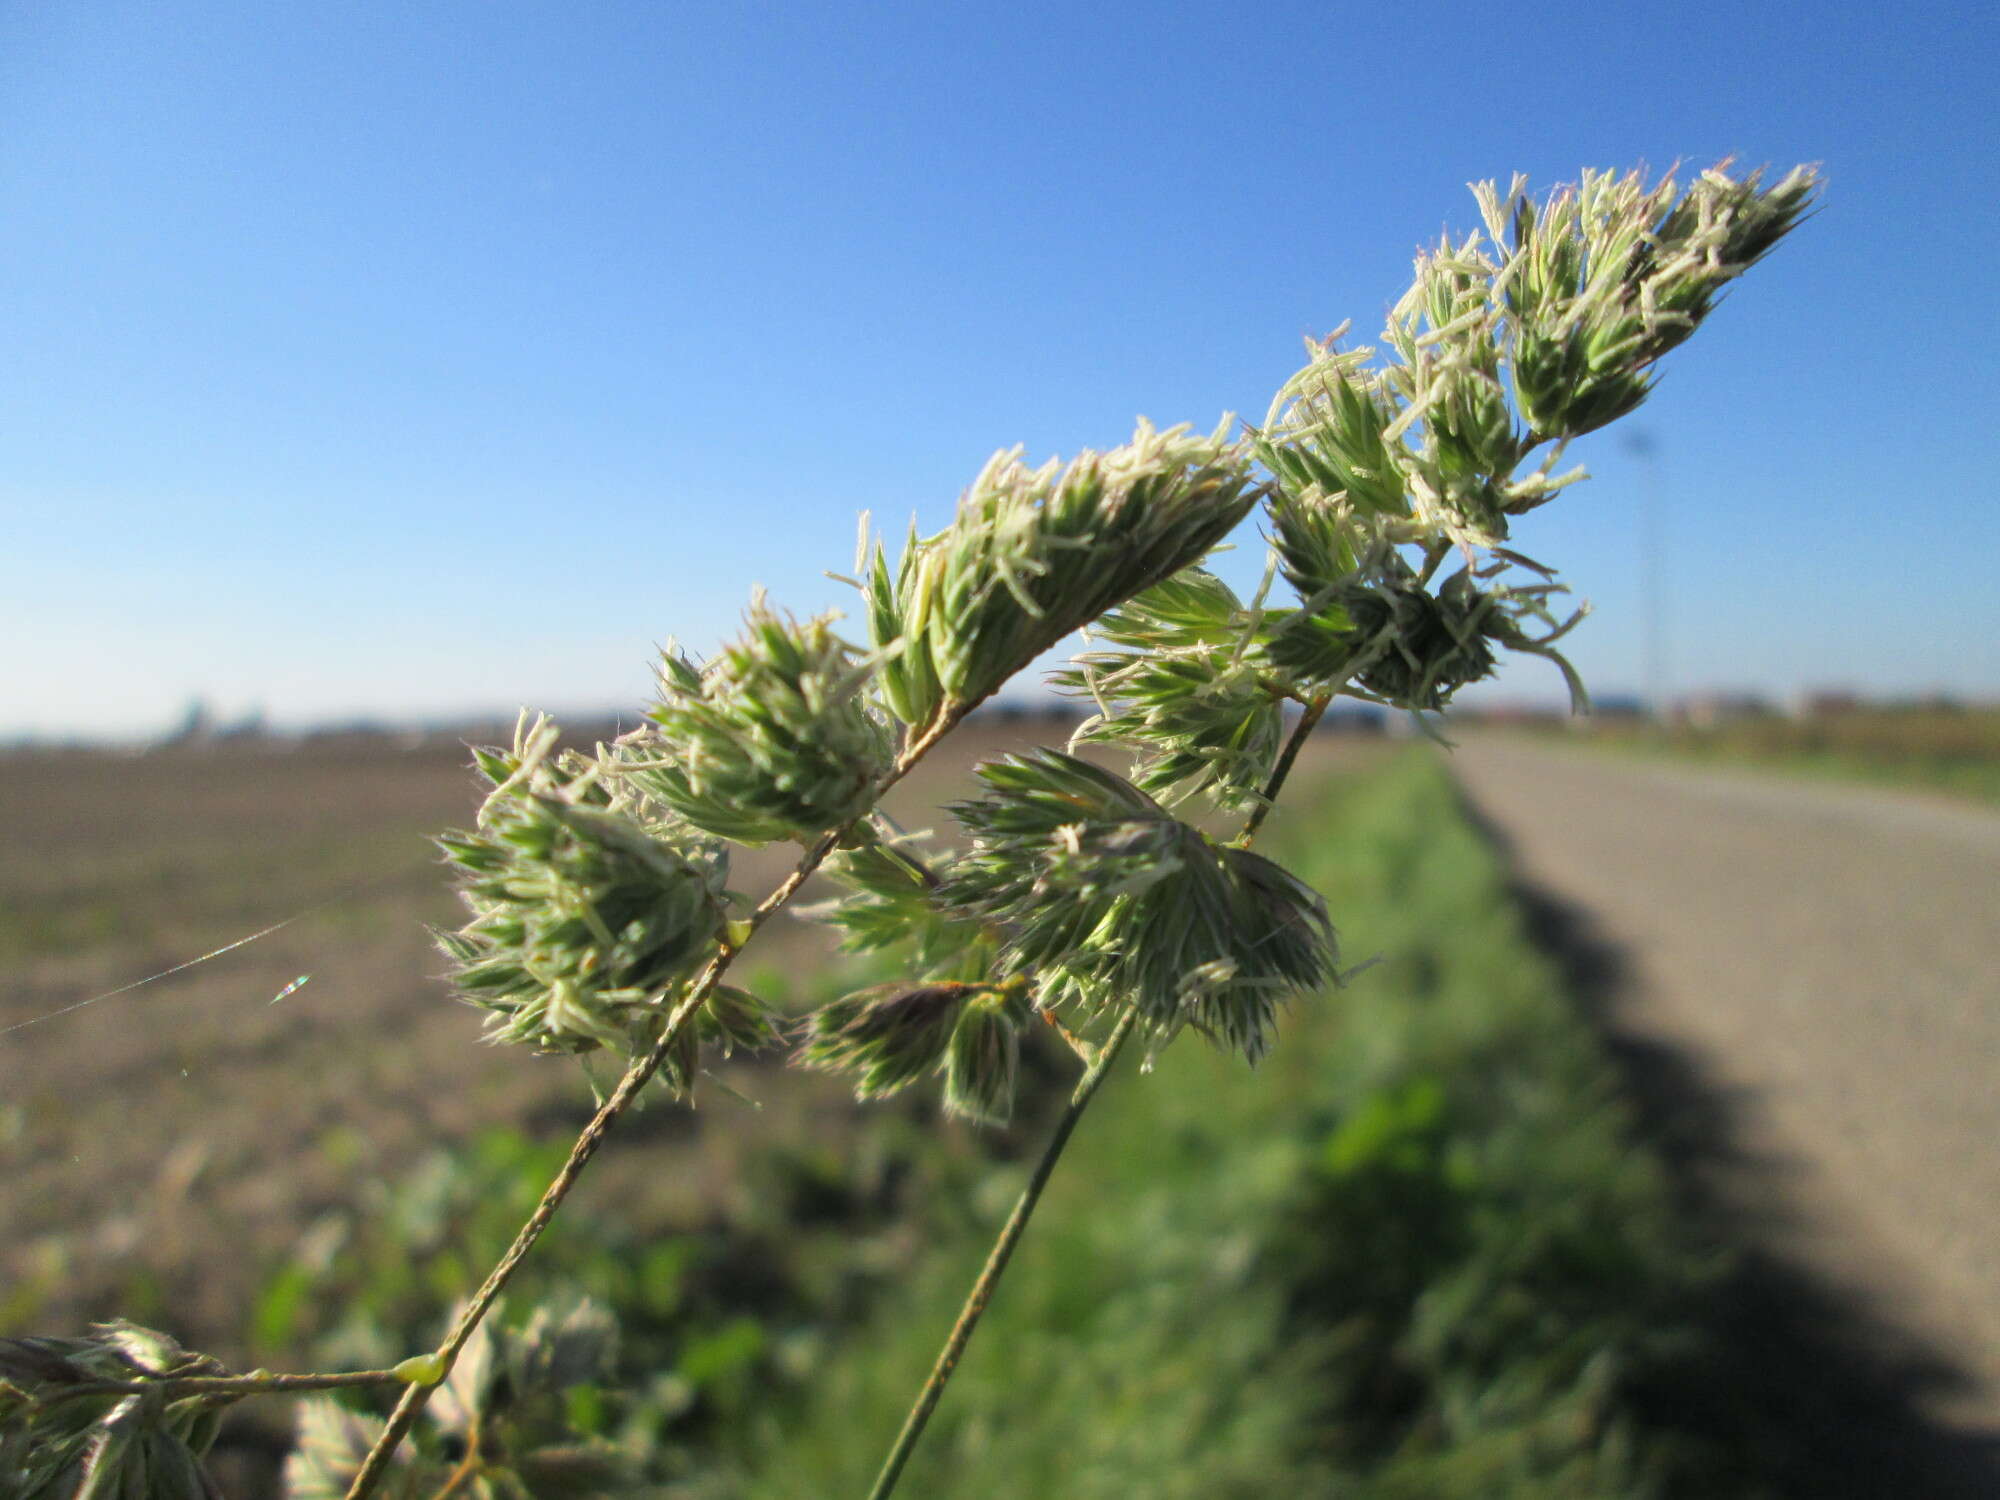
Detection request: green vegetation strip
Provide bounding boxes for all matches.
[724,750,1746,1498]
[259,750,1766,1496]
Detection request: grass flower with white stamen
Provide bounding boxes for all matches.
[433,714,730,1071]
[864,418,1267,734]
[1256,165,1816,720]
[1259,333,1412,529]
[620,599,894,846]
[1482,163,1820,442]
[936,748,1336,1062]
[1056,568,1286,813]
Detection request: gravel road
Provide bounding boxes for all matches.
[1450,736,2000,1485]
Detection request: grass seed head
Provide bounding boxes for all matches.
[0,1323,228,1500]
[625,600,894,847]
[866,418,1266,732]
[1259,163,1821,567]
[943,990,1023,1126]
[940,749,1336,1062]
[1057,569,1285,813]
[797,981,977,1100]
[699,983,783,1057]
[436,715,730,1070]
[810,836,997,979]
[1490,163,1822,441]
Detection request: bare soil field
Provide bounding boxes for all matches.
[0,721,1379,1362]
[1452,734,2000,1478]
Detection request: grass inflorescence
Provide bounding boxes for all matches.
[13,161,1817,1500]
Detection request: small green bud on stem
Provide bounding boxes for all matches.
[391,1353,446,1387]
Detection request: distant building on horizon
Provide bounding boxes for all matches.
[1673,691,1776,729]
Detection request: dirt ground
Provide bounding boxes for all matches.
[1451,734,2000,1489]
[0,718,1371,1362]
[0,721,976,1345]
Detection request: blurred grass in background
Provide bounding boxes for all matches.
[718,751,1750,1498]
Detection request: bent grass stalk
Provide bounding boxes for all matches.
[341,710,969,1500]
[864,1005,1142,1500]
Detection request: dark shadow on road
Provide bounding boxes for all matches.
[1453,781,2000,1500]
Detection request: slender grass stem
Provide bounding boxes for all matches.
[1415,536,1454,586]
[864,690,1340,1495]
[864,1003,1141,1500]
[344,712,965,1500]
[34,1367,404,1408]
[1235,692,1331,847]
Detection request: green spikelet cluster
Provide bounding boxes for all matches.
[943,990,1022,1126]
[433,715,731,1072]
[797,978,1030,1125]
[1249,164,1819,714]
[1488,164,1820,441]
[1263,163,1818,556]
[798,981,976,1101]
[285,1300,633,1498]
[624,600,894,846]
[1270,558,1589,713]
[1057,568,1285,812]
[940,749,1335,1062]
[810,835,994,979]
[865,418,1265,733]
[0,1323,228,1500]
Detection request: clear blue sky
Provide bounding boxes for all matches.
[5,1,1995,739]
